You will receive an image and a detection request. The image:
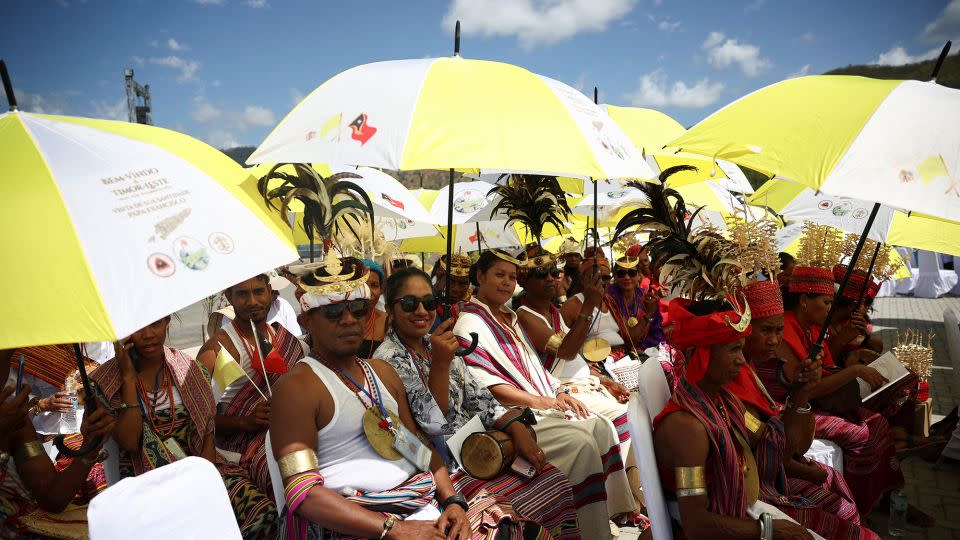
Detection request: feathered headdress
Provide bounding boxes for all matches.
[726,210,783,319]
[789,222,843,295]
[259,163,376,296]
[489,174,572,268]
[612,166,744,306]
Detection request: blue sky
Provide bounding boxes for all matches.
[3,0,957,149]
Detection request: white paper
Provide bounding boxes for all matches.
[445,415,485,469]
[858,351,911,401]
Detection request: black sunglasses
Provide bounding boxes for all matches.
[615,268,639,278]
[530,267,562,279]
[394,294,438,313]
[317,299,370,320]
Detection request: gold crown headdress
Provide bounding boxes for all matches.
[437,250,473,277]
[259,163,375,296]
[795,222,844,270]
[840,234,903,283]
[726,210,781,283]
[894,329,934,381]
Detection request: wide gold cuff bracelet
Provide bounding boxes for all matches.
[278,448,319,480]
[744,411,763,435]
[545,333,565,356]
[14,440,45,463]
[675,466,706,490]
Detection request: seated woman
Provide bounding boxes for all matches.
[372,267,581,539]
[559,254,660,371]
[358,259,388,358]
[731,279,878,540]
[653,298,814,540]
[826,266,884,364]
[455,250,642,539]
[0,376,115,538]
[91,316,278,539]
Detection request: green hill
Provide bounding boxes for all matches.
[824,52,960,89]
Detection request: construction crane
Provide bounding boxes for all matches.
[124,69,152,125]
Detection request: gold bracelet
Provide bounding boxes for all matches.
[675,466,706,490]
[278,448,319,480]
[14,440,45,463]
[544,332,565,356]
[676,487,708,498]
[744,411,764,435]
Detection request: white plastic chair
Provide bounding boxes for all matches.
[88,456,242,540]
[625,359,673,540]
[952,256,960,295]
[940,308,960,462]
[914,250,958,298]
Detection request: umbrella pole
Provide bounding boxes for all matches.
[811,202,880,354]
[855,241,883,307]
[53,344,102,457]
[592,87,600,269]
[445,168,455,304]
[932,41,952,81]
[475,222,483,252]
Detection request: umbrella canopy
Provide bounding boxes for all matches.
[602,105,754,193]
[1,111,298,349]
[751,178,960,256]
[247,57,656,181]
[669,75,960,222]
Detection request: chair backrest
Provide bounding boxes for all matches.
[918,250,942,273]
[264,431,287,518]
[626,359,673,540]
[944,308,960,403]
[88,457,242,540]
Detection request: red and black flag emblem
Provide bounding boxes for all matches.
[349,113,377,145]
[381,193,405,210]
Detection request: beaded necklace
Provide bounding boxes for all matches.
[135,360,177,437]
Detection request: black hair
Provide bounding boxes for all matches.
[384,267,432,306]
[778,252,796,269]
[225,273,269,294]
[782,288,831,311]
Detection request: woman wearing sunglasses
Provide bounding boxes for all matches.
[454,250,642,538]
[371,267,581,538]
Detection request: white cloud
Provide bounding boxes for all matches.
[242,105,275,127]
[800,31,814,43]
[211,80,221,88]
[443,0,638,48]
[625,70,724,109]
[149,39,160,48]
[871,45,940,66]
[13,88,70,115]
[192,0,225,5]
[149,55,200,82]
[744,0,765,13]
[191,97,221,123]
[786,64,810,79]
[290,87,305,107]
[922,0,960,43]
[132,55,145,67]
[167,38,189,51]
[658,19,680,32]
[246,0,268,7]
[207,128,240,149]
[702,31,770,76]
[91,97,128,121]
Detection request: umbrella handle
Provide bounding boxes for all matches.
[776,355,807,393]
[455,332,479,357]
[53,433,103,458]
[54,344,104,457]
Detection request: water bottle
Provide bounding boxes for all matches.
[888,489,908,536]
[61,375,80,433]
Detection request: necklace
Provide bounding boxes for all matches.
[135,360,177,437]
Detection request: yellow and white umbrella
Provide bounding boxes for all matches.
[1,110,298,349]
[248,57,655,181]
[751,178,960,256]
[669,74,960,222]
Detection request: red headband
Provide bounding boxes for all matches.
[788,266,835,295]
[743,280,784,319]
[832,265,880,300]
[667,299,752,384]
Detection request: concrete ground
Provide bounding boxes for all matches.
[169,295,960,539]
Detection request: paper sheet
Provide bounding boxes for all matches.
[445,415,485,469]
[858,351,910,401]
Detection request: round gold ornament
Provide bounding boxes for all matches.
[362,407,403,460]
[581,338,611,363]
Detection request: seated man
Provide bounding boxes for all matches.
[270,257,478,539]
[430,253,473,331]
[198,274,305,496]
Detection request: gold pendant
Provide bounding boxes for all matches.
[627,316,639,328]
[361,407,403,460]
[581,338,611,363]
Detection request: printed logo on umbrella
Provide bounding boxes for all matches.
[381,193,405,211]
[453,190,486,214]
[349,113,377,145]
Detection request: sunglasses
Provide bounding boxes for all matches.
[530,267,562,279]
[394,294,438,313]
[615,268,639,278]
[317,299,370,320]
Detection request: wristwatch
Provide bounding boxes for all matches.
[379,515,398,539]
[441,494,469,512]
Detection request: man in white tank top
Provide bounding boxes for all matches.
[270,257,474,539]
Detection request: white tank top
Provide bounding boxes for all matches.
[517,305,591,381]
[220,322,272,406]
[301,356,418,493]
[572,293,625,347]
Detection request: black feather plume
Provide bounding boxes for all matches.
[489,175,571,246]
[612,165,741,300]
